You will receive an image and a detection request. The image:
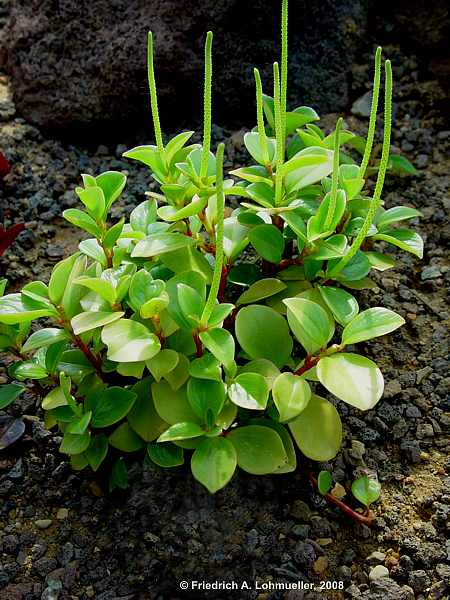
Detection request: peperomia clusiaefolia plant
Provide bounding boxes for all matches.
[0,0,423,497]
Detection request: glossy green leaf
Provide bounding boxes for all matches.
[365,252,396,271]
[373,228,423,258]
[146,349,179,382]
[71,311,124,335]
[318,285,359,326]
[235,305,293,368]
[272,373,311,422]
[0,384,25,409]
[236,278,286,305]
[317,353,384,410]
[101,319,160,362]
[284,297,334,355]
[131,232,195,257]
[109,422,144,451]
[48,254,80,305]
[199,328,235,369]
[228,425,287,475]
[85,434,109,471]
[91,387,137,428]
[342,307,404,346]
[248,224,285,263]
[63,209,102,237]
[152,380,201,424]
[75,186,105,220]
[318,470,333,495]
[187,378,226,421]
[352,475,381,507]
[147,442,184,467]
[376,206,421,230]
[109,457,128,491]
[130,200,157,232]
[128,378,168,441]
[228,372,269,410]
[284,147,334,192]
[191,437,237,493]
[66,411,92,435]
[22,328,69,353]
[0,293,56,324]
[60,431,91,455]
[244,131,276,165]
[289,394,342,461]
[157,421,205,443]
[79,239,107,266]
[189,353,222,382]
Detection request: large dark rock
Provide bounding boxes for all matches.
[0,0,367,136]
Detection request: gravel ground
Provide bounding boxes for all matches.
[0,43,449,600]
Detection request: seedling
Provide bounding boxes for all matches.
[0,0,422,498]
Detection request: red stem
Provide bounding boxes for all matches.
[294,355,320,376]
[73,334,105,381]
[307,473,374,526]
[192,332,203,358]
[218,264,229,303]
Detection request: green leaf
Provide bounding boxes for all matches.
[236,278,286,305]
[71,311,124,335]
[244,131,276,165]
[131,232,195,257]
[307,190,346,241]
[227,264,260,286]
[96,171,127,213]
[0,293,56,324]
[42,387,67,410]
[187,378,226,421]
[223,216,249,260]
[317,353,384,410]
[248,419,297,473]
[79,239,107,266]
[342,307,405,345]
[387,154,417,176]
[248,224,285,263]
[272,373,311,422]
[22,328,69,353]
[103,218,125,249]
[208,303,234,327]
[147,442,184,467]
[375,206,421,229]
[128,378,168,442]
[284,298,334,355]
[157,421,205,443]
[12,361,48,380]
[246,182,275,208]
[318,285,359,326]
[124,145,166,178]
[162,354,190,391]
[74,277,117,304]
[189,353,222,382]
[85,434,109,471]
[177,283,204,324]
[75,186,105,220]
[228,425,288,475]
[318,470,333,495]
[289,394,342,461]
[130,200,157,232]
[199,328,235,369]
[238,359,280,389]
[352,475,381,507]
[66,411,92,435]
[61,255,88,318]
[331,250,371,281]
[228,372,269,410]
[152,380,201,424]
[101,319,160,362]
[191,437,237,493]
[63,209,102,237]
[365,252,396,271]
[0,384,25,409]
[108,422,144,451]
[284,147,334,192]
[60,431,91,455]
[373,229,423,259]
[235,305,293,368]
[312,234,347,260]
[109,457,128,491]
[91,387,137,428]
[146,349,179,382]
[48,254,80,305]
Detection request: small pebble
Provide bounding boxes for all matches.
[56,508,69,520]
[366,550,387,564]
[35,519,52,529]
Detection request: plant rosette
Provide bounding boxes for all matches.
[0,0,422,495]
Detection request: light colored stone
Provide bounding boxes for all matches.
[56,508,69,520]
[35,519,52,529]
[369,565,389,581]
[366,550,386,564]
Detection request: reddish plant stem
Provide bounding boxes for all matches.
[307,473,374,526]
[72,334,105,381]
[294,355,320,376]
[192,331,203,358]
[218,264,229,303]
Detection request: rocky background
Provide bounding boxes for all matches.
[0,0,449,599]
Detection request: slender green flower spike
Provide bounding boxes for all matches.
[359,46,382,178]
[200,143,225,327]
[280,0,288,145]
[254,68,270,165]
[273,62,284,206]
[147,31,164,153]
[200,31,213,180]
[324,116,343,230]
[330,60,392,276]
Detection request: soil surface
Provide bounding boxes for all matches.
[0,42,449,600]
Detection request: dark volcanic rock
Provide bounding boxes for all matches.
[0,0,367,134]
